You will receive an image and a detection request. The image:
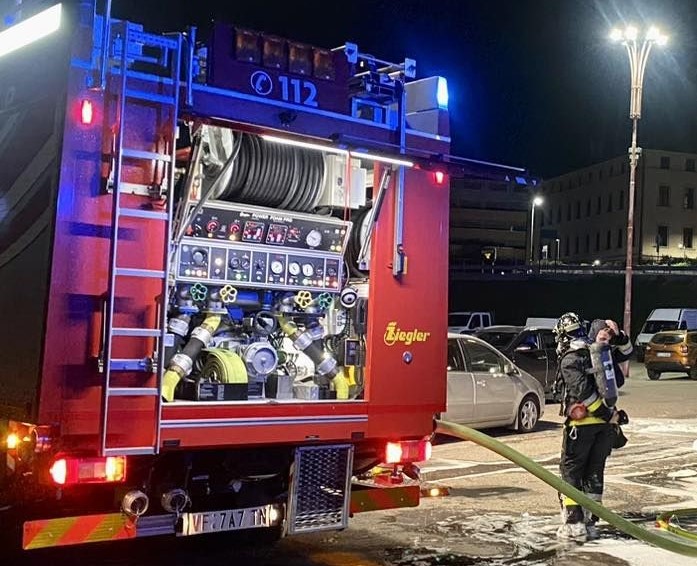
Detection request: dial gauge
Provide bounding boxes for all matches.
[305,229,322,248]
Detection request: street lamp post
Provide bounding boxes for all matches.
[529,196,544,264]
[610,25,668,337]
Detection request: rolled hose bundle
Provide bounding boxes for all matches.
[200,348,248,385]
[435,420,697,557]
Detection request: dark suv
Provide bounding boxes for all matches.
[474,325,558,400]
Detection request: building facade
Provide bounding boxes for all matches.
[450,173,541,269]
[539,149,697,265]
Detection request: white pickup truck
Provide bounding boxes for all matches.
[448,311,494,334]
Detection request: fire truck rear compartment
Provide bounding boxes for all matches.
[0,6,448,549]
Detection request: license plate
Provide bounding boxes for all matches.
[179,505,277,536]
[656,352,671,357]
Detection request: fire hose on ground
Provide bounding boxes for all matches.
[434,419,697,558]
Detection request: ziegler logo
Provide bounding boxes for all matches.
[383,322,431,346]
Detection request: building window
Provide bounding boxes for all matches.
[557,205,561,223]
[619,190,624,210]
[567,204,571,221]
[617,228,623,249]
[607,193,613,212]
[585,234,590,252]
[565,237,570,256]
[596,196,601,214]
[687,158,695,172]
[575,201,581,219]
[606,230,612,250]
[609,164,614,176]
[574,236,579,254]
[684,228,693,249]
[621,161,626,174]
[657,225,668,247]
[685,188,694,210]
[658,185,671,207]
[588,171,593,183]
[661,156,671,169]
[586,200,591,217]
[599,168,603,180]
[595,232,600,251]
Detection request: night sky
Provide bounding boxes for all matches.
[113,0,697,179]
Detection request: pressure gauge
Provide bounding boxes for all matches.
[270,260,284,275]
[192,249,207,265]
[302,263,314,277]
[305,229,322,248]
[288,262,301,276]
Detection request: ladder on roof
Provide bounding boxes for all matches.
[99,22,183,457]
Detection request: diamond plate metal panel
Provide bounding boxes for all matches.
[287,444,354,534]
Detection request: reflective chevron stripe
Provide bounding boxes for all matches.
[23,513,136,550]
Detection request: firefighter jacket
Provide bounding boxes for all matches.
[559,343,615,426]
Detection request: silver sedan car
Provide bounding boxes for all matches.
[443,333,545,433]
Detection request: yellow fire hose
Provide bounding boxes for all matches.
[435,420,697,557]
[656,508,697,543]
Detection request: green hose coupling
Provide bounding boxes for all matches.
[190,282,208,302]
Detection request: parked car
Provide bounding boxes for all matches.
[636,308,697,362]
[644,330,697,380]
[448,311,494,334]
[474,325,558,400]
[443,333,545,432]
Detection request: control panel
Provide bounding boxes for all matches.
[184,202,351,255]
[177,242,343,291]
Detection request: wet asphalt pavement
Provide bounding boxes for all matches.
[12,362,697,566]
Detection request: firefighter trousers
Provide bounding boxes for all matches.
[559,423,614,524]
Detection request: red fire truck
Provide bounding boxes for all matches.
[0,0,458,552]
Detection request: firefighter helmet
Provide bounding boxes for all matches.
[553,312,584,341]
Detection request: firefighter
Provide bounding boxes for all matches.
[553,312,622,541]
[588,318,633,388]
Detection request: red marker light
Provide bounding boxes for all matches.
[80,99,94,125]
[434,170,446,185]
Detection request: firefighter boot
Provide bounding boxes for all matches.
[556,522,588,542]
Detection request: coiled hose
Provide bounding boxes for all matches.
[435,420,697,557]
[216,133,325,212]
[200,348,248,385]
[346,204,372,278]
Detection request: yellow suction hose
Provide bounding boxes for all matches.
[162,315,222,402]
[435,420,697,557]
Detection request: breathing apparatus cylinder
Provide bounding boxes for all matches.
[589,342,618,407]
